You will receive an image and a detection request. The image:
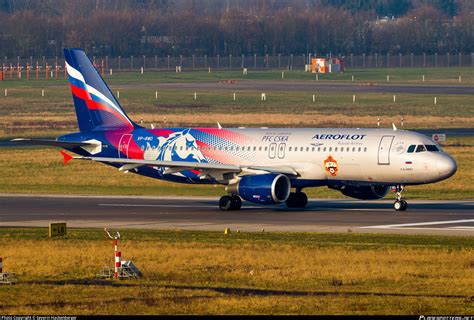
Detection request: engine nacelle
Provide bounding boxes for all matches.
[336,185,389,200]
[234,173,291,204]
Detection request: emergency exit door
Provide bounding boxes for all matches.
[378,135,394,165]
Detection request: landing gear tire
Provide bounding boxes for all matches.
[230,195,242,210]
[219,195,242,211]
[219,196,232,211]
[286,192,308,208]
[393,185,408,211]
[393,200,407,211]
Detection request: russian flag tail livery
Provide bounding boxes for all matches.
[64,48,138,132]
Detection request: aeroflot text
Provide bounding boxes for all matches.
[312,134,367,140]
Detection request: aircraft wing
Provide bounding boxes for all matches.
[72,156,299,179]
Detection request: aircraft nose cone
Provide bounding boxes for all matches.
[437,155,457,179]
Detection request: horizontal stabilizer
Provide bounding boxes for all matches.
[11,138,95,149]
[60,150,73,165]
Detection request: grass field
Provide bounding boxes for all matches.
[0,136,472,199]
[0,88,473,139]
[0,228,473,314]
[0,67,473,138]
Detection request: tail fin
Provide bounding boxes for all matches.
[64,48,138,132]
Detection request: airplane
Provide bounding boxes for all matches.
[13,48,457,211]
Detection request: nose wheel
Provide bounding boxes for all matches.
[219,195,242,211]
[393,185,408,211]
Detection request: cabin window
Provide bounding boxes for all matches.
[264,146,268,151]
[364,147,367,152]
[323,147,326,152]
[253,146,257,151]
[306,147,309,152]
[312,147,315,152]
[289,146,292,151]
[335,147,338,152]
[259,146,262,151]
[358,147,361,152]
[416,145,426,153]
[329,147,332,152]
[318,147,321,152]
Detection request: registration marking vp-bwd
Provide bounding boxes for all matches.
[359,219,474,231]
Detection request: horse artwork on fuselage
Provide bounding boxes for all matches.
[139,129,206,176]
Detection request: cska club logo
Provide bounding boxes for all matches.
[324,155,338,176]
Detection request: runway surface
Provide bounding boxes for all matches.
[128,80,474,95]
[1,194,473,236]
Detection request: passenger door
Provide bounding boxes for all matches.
[378,135,394,165]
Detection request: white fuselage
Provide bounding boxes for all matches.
[127,127,457,187]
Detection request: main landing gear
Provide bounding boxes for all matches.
[219,195,242,211]
[393,185,408,211]
[285,191,308,208]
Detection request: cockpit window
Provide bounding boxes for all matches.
[416,145,426,153]
[407,145,416,153]
[425,145,439,152]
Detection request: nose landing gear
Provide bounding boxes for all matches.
[392,185,407,211]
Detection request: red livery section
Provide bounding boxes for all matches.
[69,83,133,129]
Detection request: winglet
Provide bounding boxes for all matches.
[60,150,73,165]
[392,123,397,131]
[217,121,222,130]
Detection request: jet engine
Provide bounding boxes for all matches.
[229,173,291,204]
[333,185,390,200]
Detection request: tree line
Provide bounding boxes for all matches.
[0,0,472,58]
